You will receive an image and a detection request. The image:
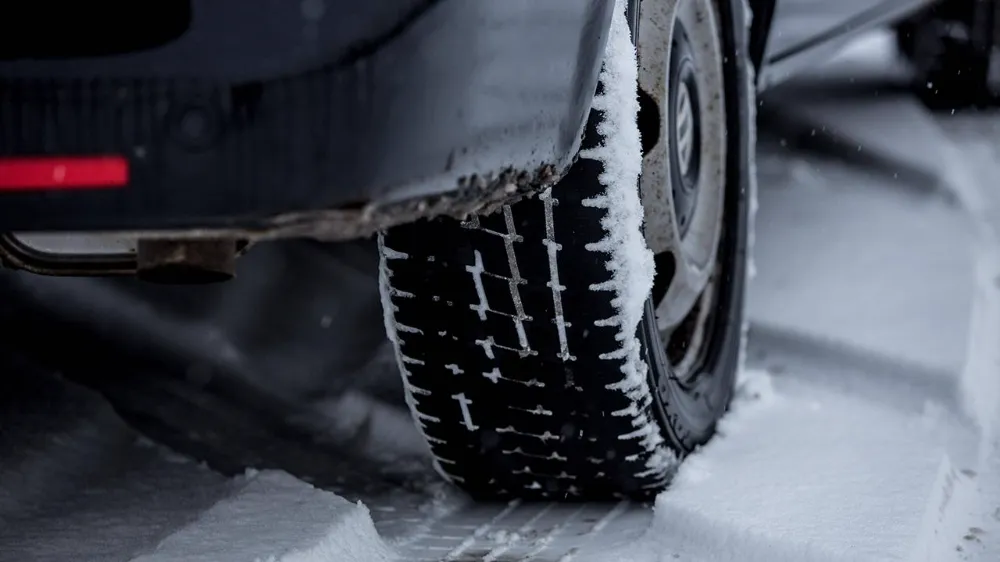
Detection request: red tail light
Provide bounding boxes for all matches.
[0,156,129,190]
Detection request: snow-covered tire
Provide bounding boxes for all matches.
[379,0,752,500]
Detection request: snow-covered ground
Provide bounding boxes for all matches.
[2,30,999,562]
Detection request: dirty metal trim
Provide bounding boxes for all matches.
[0,163,562,277]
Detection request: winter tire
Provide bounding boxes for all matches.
[379,0,753,501]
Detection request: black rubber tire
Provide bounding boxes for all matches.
[894,19,918,62]
[378,4,750,501]
[916,41,993,110]
[897,8,998,110]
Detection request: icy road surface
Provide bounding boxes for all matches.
[2,31,1000,562]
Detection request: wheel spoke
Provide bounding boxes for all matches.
[655,244,713,332]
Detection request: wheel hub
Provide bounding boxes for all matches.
[675,81,697,177]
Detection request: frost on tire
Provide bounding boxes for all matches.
[576,7,676,481]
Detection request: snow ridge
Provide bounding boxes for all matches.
[579,0,676,480]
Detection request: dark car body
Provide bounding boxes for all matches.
[754,0,942,86]
[0,0,955,238]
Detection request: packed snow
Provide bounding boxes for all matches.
[131,471,396,562]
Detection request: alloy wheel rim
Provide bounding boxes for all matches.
[638,0,728,382]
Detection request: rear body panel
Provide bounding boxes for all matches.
[0,0,614,233]
[0,0,959,238]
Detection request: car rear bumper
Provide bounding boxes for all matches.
[0,0,614,235]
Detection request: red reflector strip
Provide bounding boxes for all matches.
[0,156,129,190]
